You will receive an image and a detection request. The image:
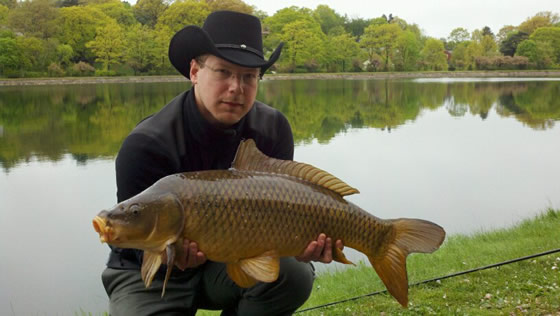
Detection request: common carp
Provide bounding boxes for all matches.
[93,139,445,307]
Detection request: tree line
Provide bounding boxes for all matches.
[0,0,559,77]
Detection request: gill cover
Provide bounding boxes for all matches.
[137,192,185,296]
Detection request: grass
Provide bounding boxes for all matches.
[294,208,560,315]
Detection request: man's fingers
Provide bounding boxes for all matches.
[196,251,207,265]
[302,241,317,260]
[295,241,316,262]
[311,234,326,259]
[185,242,198,266]
[335,239,344,251]
[322,237,333,263]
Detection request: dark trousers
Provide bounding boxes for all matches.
[101,257,315,316]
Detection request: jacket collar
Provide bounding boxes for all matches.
[184,87,246,146]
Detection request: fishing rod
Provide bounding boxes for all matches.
[296,248,560,313]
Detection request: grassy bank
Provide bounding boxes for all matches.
[296,209,560,315]
[2,70,560,86]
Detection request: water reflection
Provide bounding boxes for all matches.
[1,79,559,171]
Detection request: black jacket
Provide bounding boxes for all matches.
[107,87,294,270]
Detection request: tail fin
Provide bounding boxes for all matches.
[368,219,445,307]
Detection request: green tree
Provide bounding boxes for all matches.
[447,27,470,50]
[516,39,554,69]
[0,37,22,75]
[86,21,125,71]
[133,0,168,27]
[496,25,516,43]
[313,4,345,35]
[530,27,560,64]
[394,30,420,71]
[518,12,558,35]
[361,22,402,71]
[279,19,326,72]
[206,0,253,14]
[0,4,8,24]
[125,24,156,74]
[92,0,136,26]
[152,25,174,73]
[325,32,362,72]
[465,40,483,69]
[0,0,16,9]
[263,6,315,64]
[449,41,470,70]
[481,35,498,56]
[344,17,370,39]
[56,43,74,67]
[55,6,113,62]
[420,38,448,70]
[481,26,494,37]
[16,36,45,71]
[156,0,210,34]
[7,0,59,38]
[499,31,528,56]
[264,6,315,35]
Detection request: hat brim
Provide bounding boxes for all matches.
[169,26,283,79]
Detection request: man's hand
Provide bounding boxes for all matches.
[295,233,344,263]
[167,239,207,270]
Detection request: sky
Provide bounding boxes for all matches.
[243,0,560,39]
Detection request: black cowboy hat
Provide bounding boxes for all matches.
[169,10,284,79]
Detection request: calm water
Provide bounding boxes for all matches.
[1,78,559,315]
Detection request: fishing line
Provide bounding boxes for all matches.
[296,248,560,313]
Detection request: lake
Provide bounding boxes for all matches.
[1,78,559,315]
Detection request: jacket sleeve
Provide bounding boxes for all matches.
[114,132,175,264]
[115,133,175,202]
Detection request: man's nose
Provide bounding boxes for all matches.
[227,74,244,92]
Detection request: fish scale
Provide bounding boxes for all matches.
[176,170,389,263]
[93,139,445,307]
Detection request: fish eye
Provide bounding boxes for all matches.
[129,204,141,216]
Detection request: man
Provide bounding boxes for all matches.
[101,10,343,315]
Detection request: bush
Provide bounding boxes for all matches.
[474,56,531,70]
[276,63,295,73]
[2,69,23,78]
[94,69,117,76]
[23,71,43,78]
[351,58,364,72]
[71,62,95,76]
[47,63,65,77]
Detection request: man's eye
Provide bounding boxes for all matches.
[216,69,231,77]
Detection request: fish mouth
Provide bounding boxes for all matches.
[92,216,113,243]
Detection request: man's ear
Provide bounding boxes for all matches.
[189,59,199,83]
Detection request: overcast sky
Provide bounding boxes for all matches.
[244,0,560,39]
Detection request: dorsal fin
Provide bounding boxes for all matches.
[232,139,359,197]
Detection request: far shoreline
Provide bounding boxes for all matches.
[1,70,560,86]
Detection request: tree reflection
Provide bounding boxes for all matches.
[0,79,559,171]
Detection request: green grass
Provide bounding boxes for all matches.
[294,208,560,315]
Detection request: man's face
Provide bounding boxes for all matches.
[190,55,260,128]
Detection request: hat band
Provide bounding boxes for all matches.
[215,44,263,58]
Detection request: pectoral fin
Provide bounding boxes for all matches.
[160,244,176,297]
[141,251,163,289]
[226,250,280,288]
